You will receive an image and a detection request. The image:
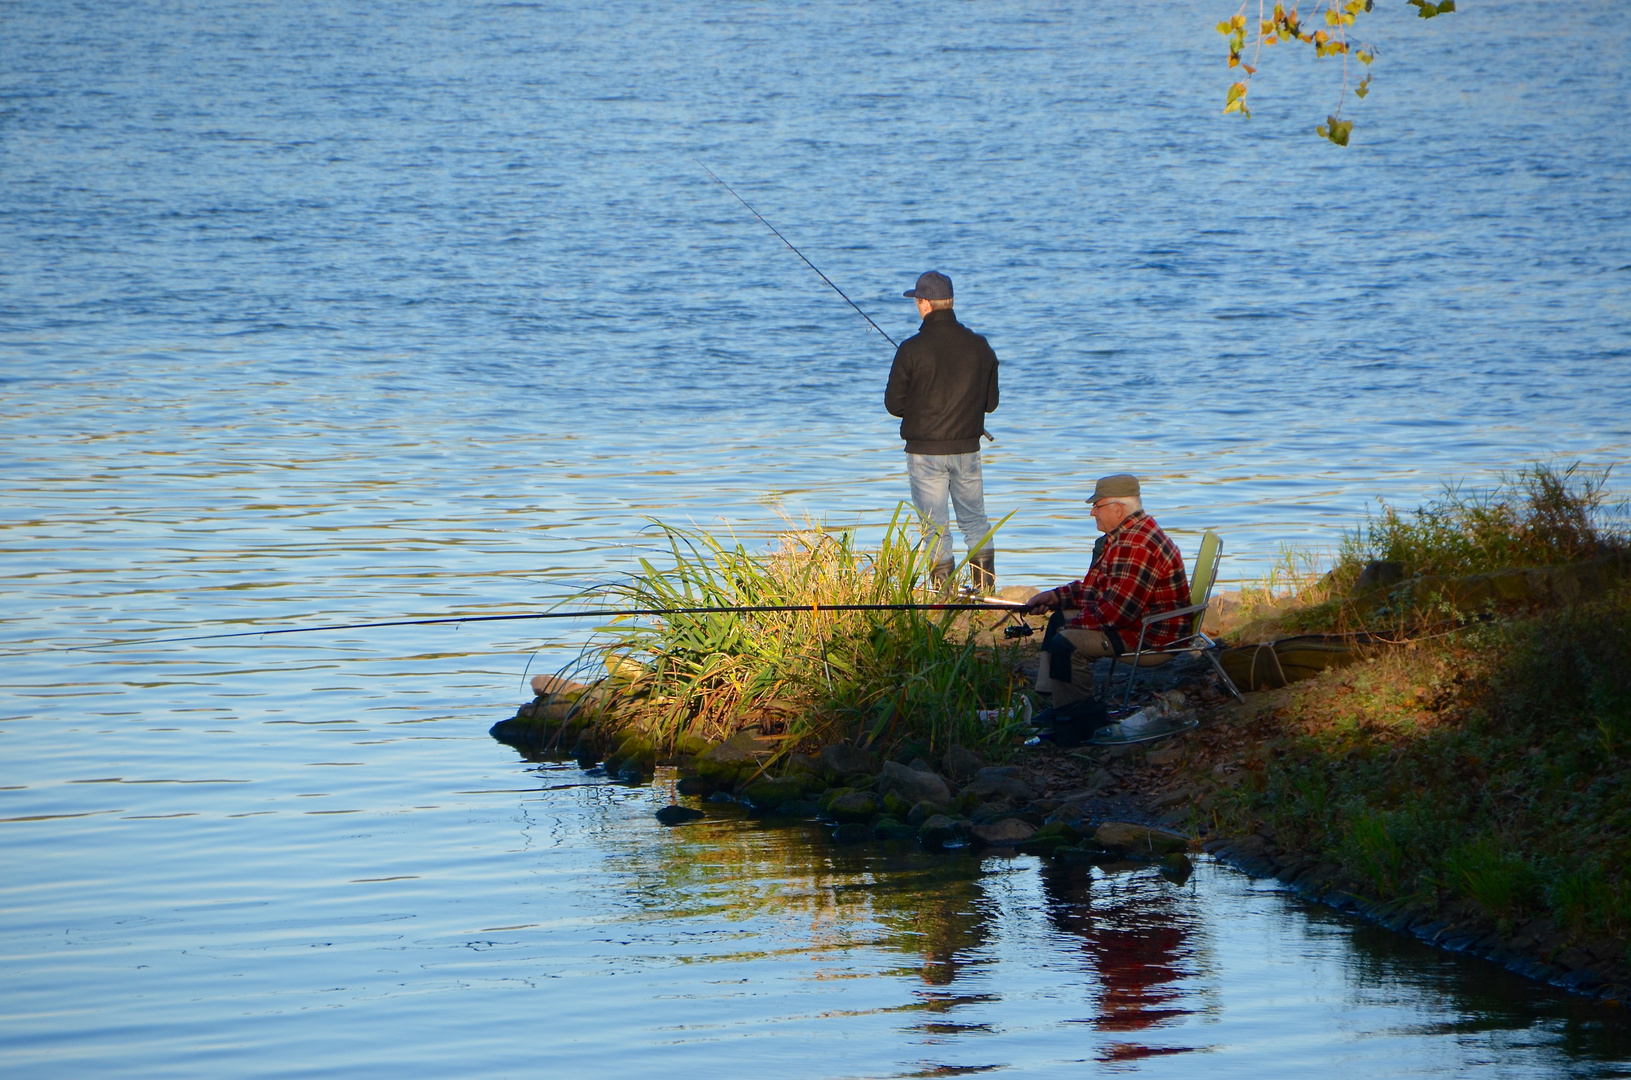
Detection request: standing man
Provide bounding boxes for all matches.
[884,270,1000,590]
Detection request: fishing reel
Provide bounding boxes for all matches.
[1003,617,1035,639]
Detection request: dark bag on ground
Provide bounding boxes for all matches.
[1033,696,1109,749]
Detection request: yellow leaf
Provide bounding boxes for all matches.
[1217,20,1233,33]
[1243,63,1257,74]
[1229,54,1239,67]
[1274,3,1286,18]
[1266,34,1279,44]
[1225,98,1243,114]
[1325,9,1339,24]
[1232,13,1248,29]
[1342,12,1355,25]
[1358,49,1374,64]
[1314,29,1329,43]
[1261,20,1274,33]
[1226,82,1248,103]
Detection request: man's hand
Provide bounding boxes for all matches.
[1024,590,1058,615]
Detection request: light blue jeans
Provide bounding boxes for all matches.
[906,452,991,566]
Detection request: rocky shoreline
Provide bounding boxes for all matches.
[492,647,1631,1008]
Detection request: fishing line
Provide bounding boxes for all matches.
[697,160,994,444]
[20,599,1028,655]
[697,160,899,348]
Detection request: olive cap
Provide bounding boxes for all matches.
[1088,474,1141,504]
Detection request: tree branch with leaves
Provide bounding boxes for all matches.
[1218,0,1457,146]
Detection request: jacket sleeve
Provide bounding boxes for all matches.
[884,344,910,418]
[985,344,999,413]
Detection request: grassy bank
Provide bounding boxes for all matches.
[1203,584,1631,937]
[1178,463,1631,986]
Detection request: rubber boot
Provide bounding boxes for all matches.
[930,557,956,590]
[970,548,995,593]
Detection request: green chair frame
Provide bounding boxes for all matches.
[1111,530,1244,712]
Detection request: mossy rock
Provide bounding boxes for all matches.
[907,800,942,826]
[881,791,913,819]
[1015,834,1074,857]
[818,786,854,813]
[739,776,804,811]
[918,814,973,850]
[696,731,772,791]
[610,732,656,772]
[675,733,712,759]
[826,791,880,823]
[1029,821,1082,844]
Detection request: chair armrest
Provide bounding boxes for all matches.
[1139,600,1208,627]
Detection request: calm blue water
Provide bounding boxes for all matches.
[3,0,1630,1075]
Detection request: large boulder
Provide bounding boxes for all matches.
[877,761,952,808]
[819,743,878,779]
[972,818,1037,847]
[1094,821,1190,856]
[963,766,1036,803]
[941,745,986,784]
[696,731,776,791]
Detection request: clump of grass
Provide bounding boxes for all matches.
[1235,463,1626,637]
[1336,462,1621,586]
[568,508,1026,758]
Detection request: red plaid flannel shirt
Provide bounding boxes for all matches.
[1053,512,1191,651]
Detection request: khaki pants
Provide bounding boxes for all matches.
[1034,625,1120,706]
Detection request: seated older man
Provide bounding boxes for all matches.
[1025,474,1190,706]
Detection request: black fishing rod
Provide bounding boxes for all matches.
[697,160,994,443]
[41,598,1030,653]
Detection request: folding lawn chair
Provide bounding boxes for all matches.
[1111,529,1244,712]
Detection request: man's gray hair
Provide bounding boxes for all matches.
[1102,495,1142,513]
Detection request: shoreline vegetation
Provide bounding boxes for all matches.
[491,464,1631,1003]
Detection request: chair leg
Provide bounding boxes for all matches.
[1119,653,1144,716]
[1205,648,1245,702]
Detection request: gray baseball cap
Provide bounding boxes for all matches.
[903,271,953,301]
[1088,474,1141,503]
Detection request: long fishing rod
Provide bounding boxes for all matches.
[697,160,993,443]
[42,599,1029,653]
[698,160,899,348]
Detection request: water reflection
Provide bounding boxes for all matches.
[1039,862,1209,1063]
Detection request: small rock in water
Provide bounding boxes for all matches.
[972,818,1037,847]
[826,791,880,823]
[1159,852,1194,884]
[655,805,705,826]
[1095,821,1189,856]
[675,776,710,797]
[707,790,736,804]
[918,814,972,850]
[616,760,647,784]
